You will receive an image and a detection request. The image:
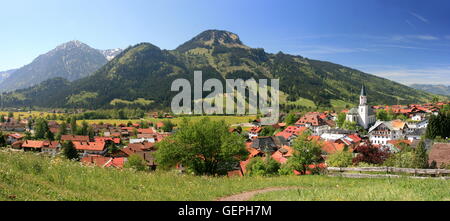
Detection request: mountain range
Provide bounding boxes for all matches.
[1,30,442,110]
[0,41,122,92]
[410,84,450,96]
[0,69,17,84]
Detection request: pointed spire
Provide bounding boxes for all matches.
[360,84,367,96]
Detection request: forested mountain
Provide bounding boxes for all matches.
[0,41,121,92]
[410,84,450,96]
[2,30,440,110]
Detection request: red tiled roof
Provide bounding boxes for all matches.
[249,126,262,133]
[295,112,326,126]
[81,155,125,168]
[22,140,45,149]
[321,141,346,154]
[275,126,308,140]
[240,159,251,174]
[387,139,412,149]
[94,136,121,144]
[347,134,362,143]
[73,141,106,151]
[8,133,23,139]
[61,135,89,142]
[271,151,288,164]
[138,128,154,134]
[43,141,60,149]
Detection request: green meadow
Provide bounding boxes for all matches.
[1,151,449,201]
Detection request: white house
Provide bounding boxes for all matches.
[41,141,62,157]
[368,120,408,145]
[130,137,155,144]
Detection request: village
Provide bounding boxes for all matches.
[0,86,449,176]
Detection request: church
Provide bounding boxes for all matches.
[346,85,376,129]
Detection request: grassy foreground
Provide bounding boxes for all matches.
[1,150,449,201]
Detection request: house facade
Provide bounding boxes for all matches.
[368,120,408,145]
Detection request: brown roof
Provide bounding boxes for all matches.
[295,112,326,126]
[61,135,90,142]
[73,141,106,151]
[429,143,450,167]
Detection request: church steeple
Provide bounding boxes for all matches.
[359,85,367,106]
[360,84,367,96]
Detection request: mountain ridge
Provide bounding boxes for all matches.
[410,84,450,96]
[2,30,442,110]
[0,41,122,92]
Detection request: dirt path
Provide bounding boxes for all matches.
[216,186,301,201]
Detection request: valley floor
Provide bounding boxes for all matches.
[1,150,449,201]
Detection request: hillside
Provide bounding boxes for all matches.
[411,84,450,96]
[0,69,16,84]
[2,30,440,109]
[0,41,121,92]
[1,150,449,201]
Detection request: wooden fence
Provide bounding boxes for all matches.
[327,167,450,179]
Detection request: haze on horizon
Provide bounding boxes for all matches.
[1,0,449,85]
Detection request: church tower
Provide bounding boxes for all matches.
[358,85,369,129]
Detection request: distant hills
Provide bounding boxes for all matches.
[0,41,122,92]
[410,84,450,96]
[0,69,17,84]
[2,30,441,110]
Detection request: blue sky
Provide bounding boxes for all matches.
[1,0,450,85]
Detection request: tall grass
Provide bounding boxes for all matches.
[1,150,449,201]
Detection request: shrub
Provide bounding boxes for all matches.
[124,154,147,171]
[384,151,416,168]
[62,141,78,160]
[155,118,247,175]
[288,131,323,173]
[352,142,390,165]
[246,157,281,176]
[383,140,428,169]
[326,151,353,167]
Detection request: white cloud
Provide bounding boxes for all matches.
[409,12,429,23]
[370,68,450,85]
[296,46,371,55]
[391,35,439,41]
[405,20,416,29]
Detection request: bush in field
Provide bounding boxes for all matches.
[246,157,281,176]
[34,118,50,139]
[124,154,147,171]
[161,120,175,132]
[413,140,429,169]
[288,131,323,173]
[384,151,416,168]
[353,142,390,165]
[155,118,247,175]
[384,140,428,168]
[278,162,296,175]
[62,141,78,160]
[326,151,353,167]
[259,126,276,137]
[0,131,6,147]
[285,113,298,126]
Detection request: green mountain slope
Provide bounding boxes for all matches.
[2,30,440,109]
